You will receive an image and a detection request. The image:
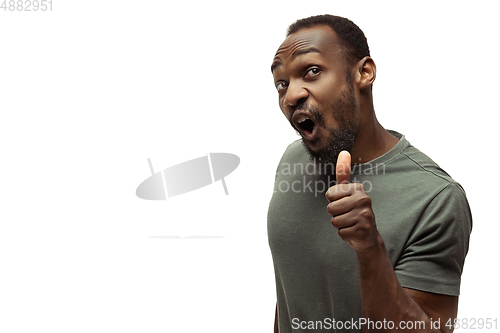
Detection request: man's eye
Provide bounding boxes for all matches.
[276,81,287,92]
[305,67,321,78]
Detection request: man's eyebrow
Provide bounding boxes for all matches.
[270,47,322,73]
[271,61,281,73]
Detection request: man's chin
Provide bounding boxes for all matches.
[300,138,338,170]
[301,139,324,158]
[300,129,356,168]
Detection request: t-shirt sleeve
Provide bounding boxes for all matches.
[394,182,472,296]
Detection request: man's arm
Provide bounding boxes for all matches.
[356,233,458,332]
[326,151,458,332]
[274,303,279,333]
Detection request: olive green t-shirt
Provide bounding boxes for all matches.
[267,131,472,333]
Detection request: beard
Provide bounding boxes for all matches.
[291,80,359,169]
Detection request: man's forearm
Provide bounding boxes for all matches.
[356,235,445,333]
[274,303,279,333]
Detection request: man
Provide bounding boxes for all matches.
[268,15,472,332]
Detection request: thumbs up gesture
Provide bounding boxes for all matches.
[335,150,351,185]
[325,151,381,252]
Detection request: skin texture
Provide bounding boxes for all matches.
[271,26,458,332]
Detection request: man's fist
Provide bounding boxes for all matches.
[326,151,380,252]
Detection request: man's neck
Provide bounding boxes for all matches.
[350,116,399,165]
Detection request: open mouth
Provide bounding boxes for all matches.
[296,114,316,136]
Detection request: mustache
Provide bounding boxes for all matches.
[288,103,324,126]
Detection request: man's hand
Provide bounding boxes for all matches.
[325,151,381,252]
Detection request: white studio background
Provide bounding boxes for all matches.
[0,1,497,332]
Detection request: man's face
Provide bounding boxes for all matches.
[271,25,360,165]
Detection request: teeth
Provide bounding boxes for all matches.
[297,115,309,123]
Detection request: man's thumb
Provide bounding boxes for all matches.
[336,151,351,184]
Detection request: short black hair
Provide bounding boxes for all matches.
[287,14,370,66]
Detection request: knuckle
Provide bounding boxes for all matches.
[337,228,347,239]
[331,215,344,229]
[360,207,373,219]
[354,183,366,192]
[359,220,372,233]
[325,187,334,199]
[327,203,334,215]
[358,194,372,206]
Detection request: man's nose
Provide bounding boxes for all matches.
[283,82,309,109]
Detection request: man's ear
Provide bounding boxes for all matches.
[354,56,376,90]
